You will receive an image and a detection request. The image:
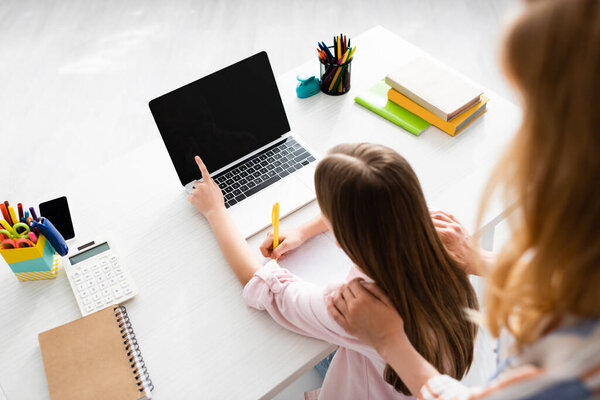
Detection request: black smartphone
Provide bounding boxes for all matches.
[38,196,75,240]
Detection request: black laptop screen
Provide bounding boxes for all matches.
[149,51,291,186]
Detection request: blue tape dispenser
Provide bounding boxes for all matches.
[31,217,69,256]
[296,74,320,98]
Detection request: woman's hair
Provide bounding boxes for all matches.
[477,0,600,348]
[315,143,479,395]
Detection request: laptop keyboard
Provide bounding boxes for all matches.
[213,137,316,208]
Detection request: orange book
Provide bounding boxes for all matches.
[387,88,489,136]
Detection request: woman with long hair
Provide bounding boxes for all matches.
[328,0,600,398]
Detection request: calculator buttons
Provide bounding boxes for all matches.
[66,247,137,316]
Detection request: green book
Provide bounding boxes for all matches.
[354,80,430,136]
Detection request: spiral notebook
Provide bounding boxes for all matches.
[38,305,153,400]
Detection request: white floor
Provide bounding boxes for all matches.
[0,1,519,398]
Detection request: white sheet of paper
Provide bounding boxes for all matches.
[266,232,353,287]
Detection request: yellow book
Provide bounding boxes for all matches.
[387,88,489,136]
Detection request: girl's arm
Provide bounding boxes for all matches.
[188,156,381,362]
[188,156,261,286]
[298,214,330,237]
[259,214,329,259]
[188,157,378,358]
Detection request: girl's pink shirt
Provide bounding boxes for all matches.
[243,260,411,400]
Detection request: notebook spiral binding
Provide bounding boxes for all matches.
[114,305,155,395]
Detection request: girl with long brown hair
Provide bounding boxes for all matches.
[188,142,479,399]
[328,0,600,399]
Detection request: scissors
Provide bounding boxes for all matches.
[0,223,35,249]
[1,238,35,249]
[13,222,31,237]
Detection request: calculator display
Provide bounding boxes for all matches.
[69,242,110,265]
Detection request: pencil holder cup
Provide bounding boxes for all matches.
[0,235,61,281]
[319,55,353,96]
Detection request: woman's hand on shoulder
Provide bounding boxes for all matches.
[327,278,406,352]
[430,210,483,275]
[187,156,226,219]
[329,279,441,396]
[259,228,305,259]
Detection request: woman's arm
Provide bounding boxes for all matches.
[328,279,440,396]
[259,214,329,259]
[188,156,262,286]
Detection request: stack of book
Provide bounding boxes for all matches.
[354,57,488,137]
[385,57,488,136]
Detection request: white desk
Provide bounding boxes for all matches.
[0,26,520,399]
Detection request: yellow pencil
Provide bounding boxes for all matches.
[348,46,356,61]
[271,202,279,255]
[336,46,356,92]
[0,219,14,235]
[328,49,350,92]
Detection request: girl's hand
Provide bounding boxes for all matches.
[259,228,305,259]
[430,210,480,275]
[187,156,225,218]
[327,278,407,352]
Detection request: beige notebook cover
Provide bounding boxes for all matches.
[385,57,483,121]
[38,305,153,400]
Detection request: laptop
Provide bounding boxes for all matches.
[149,51,317,238]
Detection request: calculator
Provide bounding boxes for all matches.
[64,240,138,316]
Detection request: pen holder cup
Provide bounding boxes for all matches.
[0,235,61,281]
[319,56,353,96]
